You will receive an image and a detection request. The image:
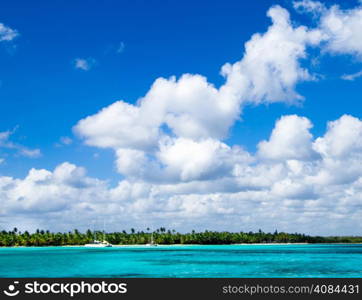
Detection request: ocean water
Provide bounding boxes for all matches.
[1,244,362,278]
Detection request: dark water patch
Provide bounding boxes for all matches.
[75,273,146,278]
[142,259,267,266]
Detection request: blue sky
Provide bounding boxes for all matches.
[0,0,361,181]
[1,0,362,234]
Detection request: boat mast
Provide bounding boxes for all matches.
[93,220,96,242]
[103,220,106,242]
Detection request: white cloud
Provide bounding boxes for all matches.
[74,5,325,184]
[293,0,325,15]
[19,148,41,158]
[142,74,234,140]
[0,162,108,215]
[294,0,362,58]
[320,5,362,57]
[0,23,18,42]
[4,3,362,235]
[67,3,362,234]
[113,138,251,183]
[313,115,362,158]
[258,115,317,161]
[220,5,323,105]
[0,129,41,158]
[75,100,160,150]
[4,114,362,234]
[341,70,362,81]
[0,130,12,141]
[74,58,96,71]
[157,138,250,182]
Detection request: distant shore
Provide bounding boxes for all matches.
[3,242,362,248]
[2,228,362,247]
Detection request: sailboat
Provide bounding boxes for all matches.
[84,239,112,248]
[84,223,112,247]
[146,232,158,247]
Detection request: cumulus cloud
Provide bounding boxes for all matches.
[66,2,362,234]
[76,100,160,150]
[74,5,325,184]
[0,162,110,217]
[220,5,323,105]
[320,5,362,57]
[294,0,362,58]
[3,2,362,235]
[156,138,250,182]
[113,137,251,183]
[4,115,362,235]
[258,115,317,161]
[0,23,18,42]
[313,115,362,159]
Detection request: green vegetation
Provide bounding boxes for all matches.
[0,228,361,246]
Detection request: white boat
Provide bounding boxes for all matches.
[146,232,158,247]
[84,239,112,247]
[85,223,112,247]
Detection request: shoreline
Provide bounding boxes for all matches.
[2,242,362,248]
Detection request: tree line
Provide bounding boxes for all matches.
[0,227,361,246]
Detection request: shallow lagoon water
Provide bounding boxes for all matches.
[1,244,362,277]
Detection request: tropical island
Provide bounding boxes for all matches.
[0,228,362,246]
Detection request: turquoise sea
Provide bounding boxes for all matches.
[1,244,362,278]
